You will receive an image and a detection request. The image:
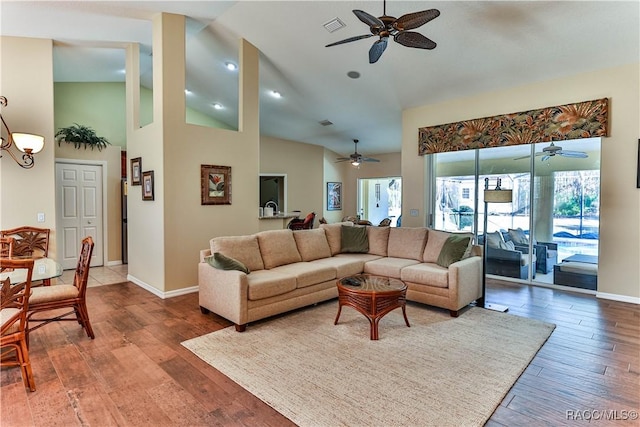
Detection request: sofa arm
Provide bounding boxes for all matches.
[448,256,483,309]
[198,262,249,326]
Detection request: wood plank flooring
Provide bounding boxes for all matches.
[2,279,639,426]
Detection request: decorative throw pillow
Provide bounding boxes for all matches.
[206,252,250,274]
[508,228,529,245]
[503,240,516,251]
[485,231,505,249]
[436,235,472,268]
[341,225,369,253]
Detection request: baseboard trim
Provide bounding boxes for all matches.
[596,292,640,305]
[106,260,123,267]
[126,275,198,299]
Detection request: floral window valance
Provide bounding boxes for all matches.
[418,98,608,155]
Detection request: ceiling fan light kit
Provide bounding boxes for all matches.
[325,0,440,63]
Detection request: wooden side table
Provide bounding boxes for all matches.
[334,274,410,340]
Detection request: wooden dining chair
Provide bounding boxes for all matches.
[26,236,95,344]
[0,227,51,286]
[1,258,36,391]
[0,236,14,258]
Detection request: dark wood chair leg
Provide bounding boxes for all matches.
[235,324,247,332]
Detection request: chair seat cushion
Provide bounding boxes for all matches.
[1,308,20,335]
[29,285,79,305]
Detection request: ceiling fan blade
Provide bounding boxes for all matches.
[541,155,551,162]
[325,34,373,47]
[534,152,547,157]
[361,157,380,162]
[335,158,352,162]
[513,155,531,160]
[369,38,388,63]
[394,31,437,49]
[353,9,385,29]
[559,151,588,158]
[394,9,440,31]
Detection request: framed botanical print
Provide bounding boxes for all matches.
[142,170,154,201]
[201,165,231,205]
[327,182,342,211]
[131,157,142,185]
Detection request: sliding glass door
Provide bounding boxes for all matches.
[430,138,601,289]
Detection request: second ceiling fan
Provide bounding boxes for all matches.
[336,139,380,166]
[325,0,440,63]
[515,142,588,162]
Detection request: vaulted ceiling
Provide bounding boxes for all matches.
[1,1,638,157]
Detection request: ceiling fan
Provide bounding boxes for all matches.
[325,0,440,64]
[336,139,380,166]
[515,142,588,162]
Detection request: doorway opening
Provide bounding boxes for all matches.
[357,177,402,226]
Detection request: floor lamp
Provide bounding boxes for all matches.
[481,177,512,312]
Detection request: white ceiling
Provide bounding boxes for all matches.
[1,1,638,158]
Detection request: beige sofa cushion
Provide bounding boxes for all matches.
[211,235,264,271]
[246,270,297,300]
[270,262,336,288]
[320,222,353,255]
[363,257,421,279]
[401,263,449,288]
[293,229,331,261]
[257,230,302,269]
[387,227,428,261]
[367,226,390,256]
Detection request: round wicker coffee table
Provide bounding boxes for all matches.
[334,274,410,340]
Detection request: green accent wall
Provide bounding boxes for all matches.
[54,82,233,149]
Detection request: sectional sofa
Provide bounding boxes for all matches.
[198,222,483,331]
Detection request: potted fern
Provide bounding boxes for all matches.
[55,123,110,151]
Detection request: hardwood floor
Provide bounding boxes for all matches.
[2,278,638,426]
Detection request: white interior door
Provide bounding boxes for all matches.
[56,163,104,269]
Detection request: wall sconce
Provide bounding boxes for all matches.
[481,177,513,312]
[1,96,45,169]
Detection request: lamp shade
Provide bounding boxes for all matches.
[12,133,45,154]
[484,189,512,203]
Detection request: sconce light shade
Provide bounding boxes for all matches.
[484,189,512,203]
[13,133,45,154]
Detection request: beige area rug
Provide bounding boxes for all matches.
[182,302,555,427]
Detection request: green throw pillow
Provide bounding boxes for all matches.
[206,252,250,274]
[340,225,369,253]
[436,235,471,268]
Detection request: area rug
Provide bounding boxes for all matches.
[182,302,555,427]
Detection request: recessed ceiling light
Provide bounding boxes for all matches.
[347,71,360,79]
[213,103,223,110]
[225,62,237,71]
[270,90,282,99]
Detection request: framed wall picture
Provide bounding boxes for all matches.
[131,157,142,186]
[201,165,231,205]
[142,170,154,201]
[327,182,342,211]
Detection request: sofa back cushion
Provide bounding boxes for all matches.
[293,228,332,261]
[387,227,428,261]
[210,235,264,271]
[367,226,390,256]
[320,222,353,255]
[257,230,302,269]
